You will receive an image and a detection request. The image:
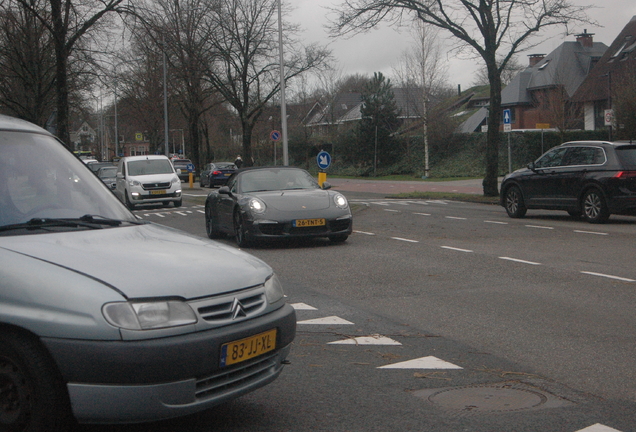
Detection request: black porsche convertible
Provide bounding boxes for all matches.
[204,167,352,247]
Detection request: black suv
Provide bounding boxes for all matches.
[500,141,636,223]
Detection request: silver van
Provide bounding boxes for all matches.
[0,115,296,429]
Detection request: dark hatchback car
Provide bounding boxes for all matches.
[172,158,195,182]
[500,141,636,223]
[200,162,237,187]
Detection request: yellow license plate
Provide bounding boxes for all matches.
[150,190,166,195]
[294,218,325,227]
[220,329,277,367]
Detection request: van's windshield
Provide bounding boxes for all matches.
[127,159,174,176]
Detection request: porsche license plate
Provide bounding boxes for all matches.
[220,329,277,367]
[294,218,325,227]
[150,190,166,195]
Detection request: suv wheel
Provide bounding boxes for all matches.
[582,188,609,223]
[504,185,527,218]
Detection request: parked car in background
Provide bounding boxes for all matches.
[200,162,237,187]
[500,141,636,223]
[97,166,118,190]
[114,155,182,209]
[86,160,115,173]
[205,166,352,247]
[0,114,296,430]
[172,158,195,182]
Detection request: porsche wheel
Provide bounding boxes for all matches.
[234,210,250,248]
[205,202,223,239]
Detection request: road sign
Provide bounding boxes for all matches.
[270,130,281,141]
[186,163,195,172]
[135,132,144,141]
[605,109,614,126]
[503,109,511,124]
[317,150,331,170]
[504,124,511,132]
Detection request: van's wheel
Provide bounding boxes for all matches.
[174,199,182,208]
[504,185,527,218]
[124,192,136,210]
[0,332,73,432]
[582,188,609,223]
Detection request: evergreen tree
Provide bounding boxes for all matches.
[357,72,401,174]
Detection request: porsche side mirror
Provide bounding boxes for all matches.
[218,186,231,195]
[321,181,331,190]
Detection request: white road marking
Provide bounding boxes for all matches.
[574,230,608,236]
[485,220,508,225]
[575,424,623,432]
[174,212,189,216]
[445,216,467,220]
[499,257,541,266]
[378,356,462,370]
[413,212,431,216]
[525,225,554,230]
[581,271,635,282]
[290,303,317,310]
[384,209,400,212]
[391,237,419,243]
[353,230,376,235]
[197,210,205,214]
[297,316,354,325]
[328,335,402,345]
[441,246,473,253]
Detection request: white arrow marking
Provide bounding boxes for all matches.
[328,335,402,345]
[378,356,462,369]
[575,424,623,432]
[290,303,317,310]
[297,316,354,325]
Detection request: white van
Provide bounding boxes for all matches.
[115,155,182,209]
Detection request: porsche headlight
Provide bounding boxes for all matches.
[103,300,197,330]
[334,193,348,209]
[264,274,284,304]
[249,197,266,213]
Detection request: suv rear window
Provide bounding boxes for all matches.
[615,146,636,169]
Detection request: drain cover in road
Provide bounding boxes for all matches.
[413,382,574,415]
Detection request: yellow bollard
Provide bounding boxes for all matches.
[189,172,194,188]
[318,171,327,188]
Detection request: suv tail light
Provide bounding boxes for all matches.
[613,171,636,179]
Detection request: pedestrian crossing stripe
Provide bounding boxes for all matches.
[378,356,462,370]
[290,303,317,310]
[328,335,402,345]
[575,425,623,432]
[297,316,354,325]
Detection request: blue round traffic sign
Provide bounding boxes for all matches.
[270,130,281,141]
[317,150,331,170]
[186,163,195,172]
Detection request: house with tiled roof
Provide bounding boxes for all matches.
[572,16,636,132]
[500,30,607,131]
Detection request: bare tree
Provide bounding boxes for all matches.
[132,0,221,170]
[612,73,636,140]
[13,0,129,147]
[472,56,525,87]
[205,0,330,166]
[331,0,591,196]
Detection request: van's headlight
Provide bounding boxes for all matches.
[103,300,197,330]
[264,274,284,304]
[128,179,141,187]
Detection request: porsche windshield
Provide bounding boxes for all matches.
[239,168,319,193]
[0,131,135,229]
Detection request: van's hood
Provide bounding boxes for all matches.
[0,223,271,299]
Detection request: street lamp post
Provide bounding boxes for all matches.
[277,0,288,166]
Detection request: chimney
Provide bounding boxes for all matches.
[576,29,594,48]
[528,54,545,67]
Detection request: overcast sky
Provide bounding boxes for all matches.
[289,0,636,91]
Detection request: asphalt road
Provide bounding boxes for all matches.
[80,183,636,432]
